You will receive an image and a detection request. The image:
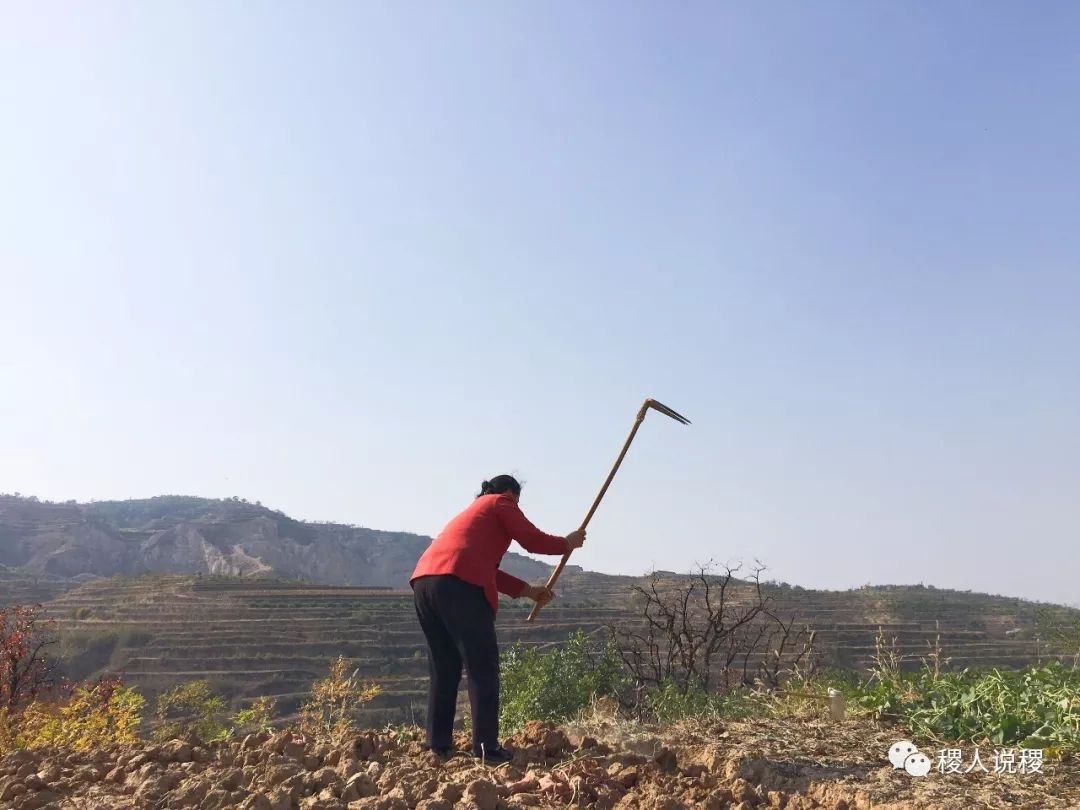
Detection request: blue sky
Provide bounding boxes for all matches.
[2,3,1078,606]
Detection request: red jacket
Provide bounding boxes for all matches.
[410,494,569,617]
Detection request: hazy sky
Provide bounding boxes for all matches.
[2,3,1078,607]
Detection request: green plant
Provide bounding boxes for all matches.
[6,678,144,753]
[646,680,756,723]
[154,680,228,742]
[298,656,381,744]
[1035,606,1080,667]
[852,632,1080,752]
[231,696,276,735]
[500,631,628,732]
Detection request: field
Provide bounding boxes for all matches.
[0,573,1078,808]
[1,710,1078,809]
[32,573,1078,729]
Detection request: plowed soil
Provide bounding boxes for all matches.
[1,715,1077,809]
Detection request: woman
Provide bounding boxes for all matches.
[410,474,585,763]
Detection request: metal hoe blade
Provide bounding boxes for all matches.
[646,398,691,425]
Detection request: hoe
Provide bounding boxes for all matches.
[527,397,691,622]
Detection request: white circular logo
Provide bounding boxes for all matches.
[888,740,918,769]
[904,751,932,777]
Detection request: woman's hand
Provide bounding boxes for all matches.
[522,584,556,607]
[565,529,586,551]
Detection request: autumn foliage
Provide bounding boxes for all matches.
[11,675,144,751]
[0,604,143,753]
[1,604,58,709]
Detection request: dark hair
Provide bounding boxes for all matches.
[478,474,522,498]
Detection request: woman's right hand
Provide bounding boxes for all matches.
[565,529,586,551]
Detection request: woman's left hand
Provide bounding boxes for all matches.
[523,584,555,607]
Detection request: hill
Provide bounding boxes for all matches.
[3,492,1079,729]
[0,494,555,594]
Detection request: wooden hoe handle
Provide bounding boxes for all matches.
[526,402,650,623]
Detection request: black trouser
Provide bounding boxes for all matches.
[412,574,500,754]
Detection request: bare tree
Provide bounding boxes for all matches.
[1,604,59,709]
[610,561,817,695]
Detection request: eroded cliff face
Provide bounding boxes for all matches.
[0,495,552,590]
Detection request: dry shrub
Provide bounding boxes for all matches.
[298,656,381,744]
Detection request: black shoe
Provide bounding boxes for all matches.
[473,743,513,764]
[427,744,453,760]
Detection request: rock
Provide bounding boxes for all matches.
[136,771,180,799]
[35,764,60,786]
[17,789,59,809]
[616,765,641,788]
[313,766,340,790]
[284,740,308,760]
[338,757,362,780]
[434,781,464,803]
[354,736,375,759]
[279,772,308,800]
[343,772,377,799]
[730,778,760,806]
[218,768,245,791]
[0,779,26,801]
[202,789,236,810]
[21,774,44,791]
[301,796,346,810]
[72,765,103,785]
[541,729,571,757]
[171,777,212,807]
[347,798,409,810]
[161,739,194,763]
[375,766,398,791]
[268,788,295,810]
[765,790,787,807]
[465,778,499,810]
[654,747,678,773]
[267,764,305,786]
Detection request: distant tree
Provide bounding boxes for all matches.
[1,605,59,709]
[1034,607,1080,667]
[611,562,817,694]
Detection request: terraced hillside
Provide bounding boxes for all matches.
[43,574,632,726]
[33,573,1078,731]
